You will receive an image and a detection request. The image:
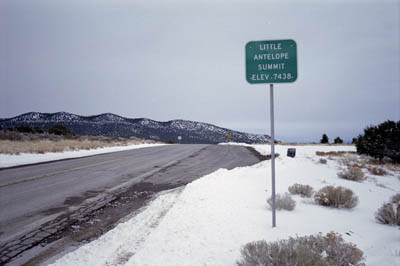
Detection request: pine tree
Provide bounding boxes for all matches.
[48,124,73,136]
[320,134,329,144]
[334,137,343,144]
[355,120,400,163]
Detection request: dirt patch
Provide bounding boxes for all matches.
[245,146,278,161]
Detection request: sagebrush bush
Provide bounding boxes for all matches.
[375,193,400,226]
[237,232,365,266]
[368,167,388,176]
[267,193,296,211]
[314,186,358,209]
[288,183,314,197]
[337,166,365,181]
[391,193,400,204]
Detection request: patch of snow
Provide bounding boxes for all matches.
[0,144,166,168]
[47,145,400,266]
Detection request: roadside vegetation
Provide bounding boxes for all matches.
[314,186,358,209]
[288,183,314,197]
[337,166,366,182]
[237,232,365,266]
[267,193,296,211]
[0,125,158,155]
[315,149,399,176]
[375,193,400,226]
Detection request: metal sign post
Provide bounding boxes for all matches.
[270,83,276,227]
[245,39,297,228]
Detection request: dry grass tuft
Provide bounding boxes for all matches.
[316,151,355,157]
[368,167,388,176]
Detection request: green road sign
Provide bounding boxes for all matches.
[246,39,297,84]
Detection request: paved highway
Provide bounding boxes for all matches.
[0,144,263,265]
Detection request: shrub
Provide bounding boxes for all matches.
[320,134,329,144]
[337,166,366,181]
[375,193,400,226]
[288,183,314,197]
[368,167,388,176]
[354,120,400,163]
[314,186,358,209]
[267,193,296,211]
[391,193,400,204]
[319,158,328,164]
[237,232,365,266]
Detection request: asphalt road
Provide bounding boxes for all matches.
[0,144,263,265]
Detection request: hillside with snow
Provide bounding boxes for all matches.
[0,112,270,144]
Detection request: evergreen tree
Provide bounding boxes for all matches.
[34,127,45,134]
[320,134,329,144]
[355,120,400,163]
[15,125,35,133]
[334,137,343,144]
[48,124,73,136]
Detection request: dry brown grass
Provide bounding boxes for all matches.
[368,167,388,176]
[315,151,356,157]
[280,143,354,146]
[332,153,399,175]
[0,137,156,155]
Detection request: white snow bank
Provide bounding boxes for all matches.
[48,145,400,266]
[0,144,165,168]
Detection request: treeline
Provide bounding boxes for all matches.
[1,124,73,136]
[320,120,399,163]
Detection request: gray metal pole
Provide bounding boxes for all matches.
[270,83,276,227]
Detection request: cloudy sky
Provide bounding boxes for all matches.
[1,0,399,142]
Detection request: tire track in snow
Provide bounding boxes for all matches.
[105,189,182,266]
[48,188,183,266]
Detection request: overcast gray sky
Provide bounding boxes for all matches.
[1,0,399,142]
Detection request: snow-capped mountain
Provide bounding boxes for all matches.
[0,112,270,144]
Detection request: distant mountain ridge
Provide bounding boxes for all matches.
[0,112,270,144]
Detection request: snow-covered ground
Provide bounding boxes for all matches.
[0,144,165,168]
[47,144,399,266]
